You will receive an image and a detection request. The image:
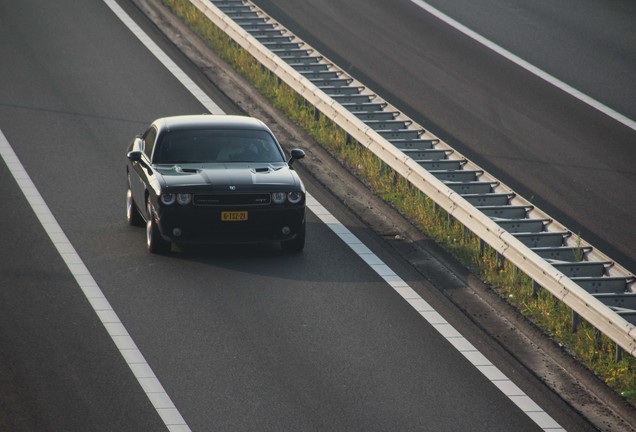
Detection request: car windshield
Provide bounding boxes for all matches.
[153,128,286,164]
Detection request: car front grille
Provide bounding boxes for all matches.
[193,193,271,207]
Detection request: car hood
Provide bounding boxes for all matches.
[154,162,302,191]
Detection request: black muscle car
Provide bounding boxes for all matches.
[126,115,306,253]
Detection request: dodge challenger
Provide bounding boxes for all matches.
[126,115,306,253]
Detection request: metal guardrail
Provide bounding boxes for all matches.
[190,0,636,357]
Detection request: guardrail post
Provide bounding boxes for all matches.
[616,344,624,362]
[379,160,388,177]
[532,280,540,298]
[463,226,470,243]
[496,253,504,270]
[572,310,581,333]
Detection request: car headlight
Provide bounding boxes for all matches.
[272,192,286,204]
[160,193,176,205]
[287,191,303,204]
[177,193,192,205]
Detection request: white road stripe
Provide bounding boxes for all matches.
[409,0,636,133]
[104,0,565,425]
[0,130,189,432]
[2,1,565,430]
[1,120,564,431]
[305,195,565,431]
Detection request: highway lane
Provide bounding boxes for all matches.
[415,0,636,120]
[250,0,636,275]
[0,148,169,432]
[0,0,599,430]
[0,0,206,430]
[0,152,168,432]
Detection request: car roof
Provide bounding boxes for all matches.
[152,115,271,133]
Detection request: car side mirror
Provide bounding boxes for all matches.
[288,148,305,167]
[128,150,153,175]
[127,150,143,162]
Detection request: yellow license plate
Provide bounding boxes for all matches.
[221,211,248,221]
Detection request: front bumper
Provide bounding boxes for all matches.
[155,205,305,244]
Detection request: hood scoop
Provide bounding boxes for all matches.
[156,165,199,175]
[181,167,200,173]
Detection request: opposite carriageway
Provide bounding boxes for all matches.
[194,0,636,357]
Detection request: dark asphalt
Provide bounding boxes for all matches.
[419,0,636,119]
[0,0,607,431]
[251,0,636,275]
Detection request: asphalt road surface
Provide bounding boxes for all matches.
[0,0,624,431]
[251,0,636,275]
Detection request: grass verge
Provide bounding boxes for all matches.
[162,0,636,399]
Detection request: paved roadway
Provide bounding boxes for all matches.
[0,0,613,431]
[251,0,636,275]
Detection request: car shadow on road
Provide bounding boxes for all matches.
[160,220,380,284]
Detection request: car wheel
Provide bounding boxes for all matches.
[281,221,305,253]
[126,188,144,227]
[146,199,171,254]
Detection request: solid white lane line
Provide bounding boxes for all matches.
[95,1,562,430]
[0,130,190,432]
[409,0,636,133]
[305,195,565,431]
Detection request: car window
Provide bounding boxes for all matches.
[142,126,158,159]
[153,129,286,164]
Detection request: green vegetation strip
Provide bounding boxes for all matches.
[162,0,636,398]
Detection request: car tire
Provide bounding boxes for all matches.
[146,199,171,254]
[127,188,144,227]
[281,221,305,253]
